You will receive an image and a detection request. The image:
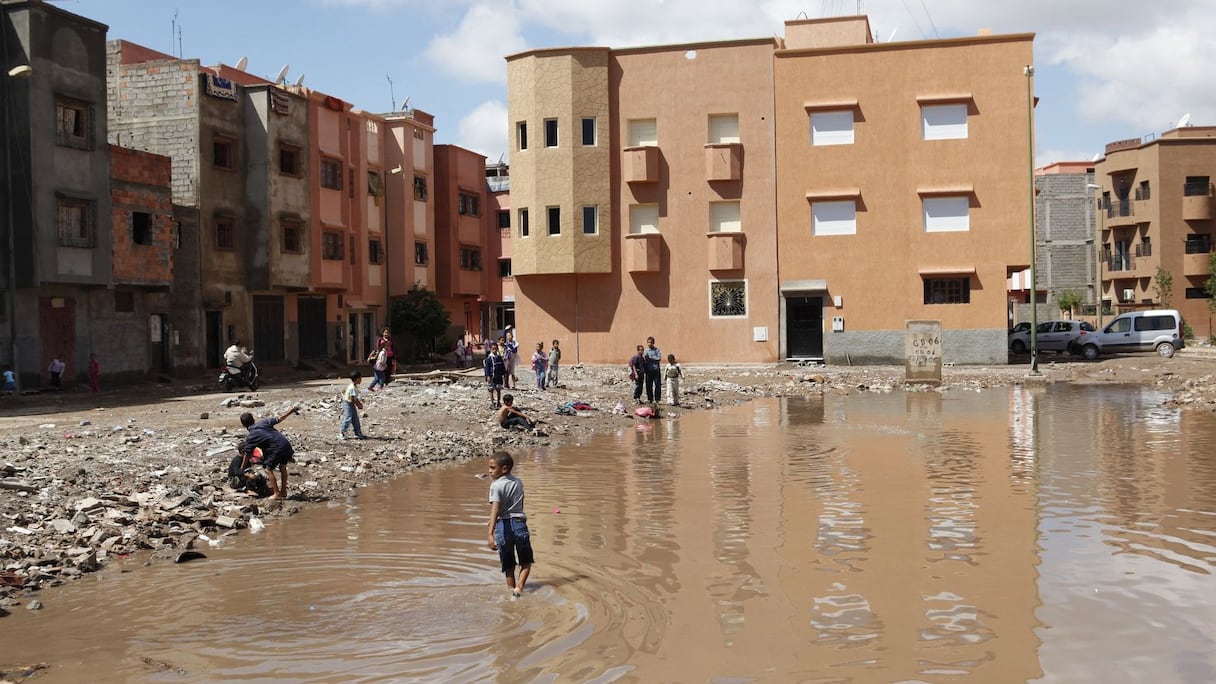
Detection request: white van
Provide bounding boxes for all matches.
[1080,309,1185,359]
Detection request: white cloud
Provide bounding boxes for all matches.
[457,99,509,161]
[425,2,526,84]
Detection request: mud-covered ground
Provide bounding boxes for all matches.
[2,347,1215,610]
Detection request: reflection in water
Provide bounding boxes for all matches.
[0,387,1214,682]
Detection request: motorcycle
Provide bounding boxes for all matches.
[219,357,260,392]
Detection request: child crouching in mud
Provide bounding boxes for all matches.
[486,450,533,598]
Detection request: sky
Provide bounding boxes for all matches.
[63,0,1216,167]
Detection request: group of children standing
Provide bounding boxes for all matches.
[629,337,683,406]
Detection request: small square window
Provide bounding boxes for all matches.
[458,192,480,217]
[215,216,236,250]
[55,98,91,149]
[922,104,968,141]
[498,258,513,279]
[923,277,970,304]
[321,158,342,189]
[547,206,561,236]
[497,210,511,231]
[57,197,96,248]
[810,111,854,146]
[322,231,344,260]
[710,281,747,317]
[413,175,428,201]
[414,241,428,265]
[544,118,558,147]
[581,117,596,146]
[131,211,153,245]
[519,208,530,238]
[811,200,856,236]
[459,246,482,271]
[281,219,304,254]
[279,145,301,176]
[582,206,598,235]
[923,196,970,232]
[368,237,383,264]
[517,121,528,151]
[367,170,382,197]
[114,291,135,313]
[213,136,238,170]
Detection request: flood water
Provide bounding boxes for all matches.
[2,385,1215,683]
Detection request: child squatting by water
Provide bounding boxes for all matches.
[486,450,533,598]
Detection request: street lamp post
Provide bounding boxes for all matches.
[1025,65,1039,374]
[1087,182,1104,327]
[2,13,33,396]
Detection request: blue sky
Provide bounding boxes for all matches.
[66,0,1216,166]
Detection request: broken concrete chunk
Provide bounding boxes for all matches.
[50,519,76,534]
[74,497,104,512]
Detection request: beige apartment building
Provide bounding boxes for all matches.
[1093,126,1216,334]
[506,16,1034,364]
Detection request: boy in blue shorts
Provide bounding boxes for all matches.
[486,450,533,598]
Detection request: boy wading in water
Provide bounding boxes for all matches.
[486,450,533,598]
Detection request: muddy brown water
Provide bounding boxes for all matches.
[2,385,1215,683]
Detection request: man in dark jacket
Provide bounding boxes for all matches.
[240,406,299,499]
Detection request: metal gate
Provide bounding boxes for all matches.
[252,296,285,362]
[786,296,824,359]
[297,296,329,360]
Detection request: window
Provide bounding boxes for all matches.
[810,111,854,146]
[322,231,344,260]
[581,117,596,146]
[1136,180,1150,201]
[812,200,856,236]
[367,170,382,197]
[1185,176,1211,196]
[114,291,135,313]
[213,136,237,170]
[710,281,747,317]
[131,211,153,245]
[923,277,971,304]
[56,198,95,248]
[629,204,659,234]
[413,175,428,201]
[517,121,528,151]
[368,237,383,264]
[1185,234,1212,254]
[459,246,482,271]
[214,215,236,250]
[348,169,355,199]
[281,218,304,254]
[582,206,598,235]
[708,114,740,144]
[519,208,530,237]
[1185,287,1212,299]
[498,259,513,279]
[55,98,91,149]
[547,206,561,236]
[279,145,301,176]
[320,158,342,190]
[414,240,428,265]
[1135,315,1177,332]
[458,192,480,217]
[709,201,741,233]
[628,118,658,147]
[922,104,968,140]
[923,196,970,232]
[544,118,558,147]
[497,210,511,231]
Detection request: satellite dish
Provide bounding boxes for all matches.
[1091,152,1103,162]
[274,64,290,85]
[234,56,248,71]
[293,73,306,87]
[402,96,411,110]
[886,27,898,42]
[1177,112,1191,128]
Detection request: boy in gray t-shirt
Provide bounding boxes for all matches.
[486,450,533,598]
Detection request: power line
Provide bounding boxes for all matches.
[918,0,940,38]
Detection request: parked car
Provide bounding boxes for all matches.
[1079,309,1184,359]
[1008,321,1032,336]
[1008,320,1095,355]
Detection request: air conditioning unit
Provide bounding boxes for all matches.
[1122,288,1135,302]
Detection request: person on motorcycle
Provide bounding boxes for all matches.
[224,340,254,384]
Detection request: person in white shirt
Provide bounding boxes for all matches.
[47,355,66,389]
[224,341,253,382]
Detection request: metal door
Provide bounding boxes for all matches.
[205,311,223,368]
[786,296,823,359]
[297,296,328,359]
[253,296,286,362]
[38,297,76,386]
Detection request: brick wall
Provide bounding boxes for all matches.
[110,145,174,284]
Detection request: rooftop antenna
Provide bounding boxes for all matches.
[386,75,396,111]
[235,56,248,71]
[170,9,177,57]
[1177,112,1191,128]
[886,27,898,42]
[402,95,410,111]
[293,73,306,87]
[274,64,289,85]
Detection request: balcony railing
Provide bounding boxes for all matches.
[1134,243,1152,257]
[1106,256,1135,272]
[1183,181,1214,197]
[1185,237,1213,254]
[1106,199,1134,219]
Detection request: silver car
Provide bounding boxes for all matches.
[1008,320,1096,355]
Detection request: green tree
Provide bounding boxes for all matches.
[1153,266,1174,308]
[1056,290,1083,317]
[389,283,451,360]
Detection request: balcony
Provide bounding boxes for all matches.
[1105,256,1136,273]
[1134,243,1152,258]
[1105,199,1137,227]
[1183,251,1211,277]
[1182,182,1214,221]
[624,146,660,184]
[704,143,742,182]
[707,232,745,271]
[625,232,662,272]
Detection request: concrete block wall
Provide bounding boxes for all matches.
[1036,172,1098,307]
